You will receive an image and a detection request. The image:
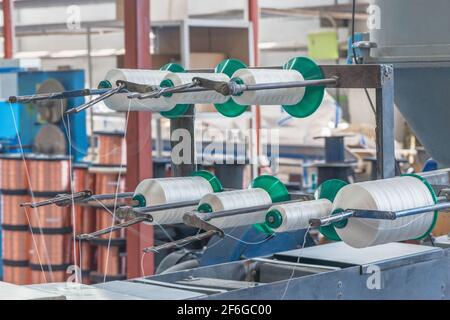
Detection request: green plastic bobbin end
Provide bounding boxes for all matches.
[132,194,146,208]
[316,179,348,241]
[160,63,185,73]
[265,209,283,229]
[214,59,249,118]
[252,175,290,203]
[192,170,223,193]
[331,209,348,229]
[198,203,213,213]
[159,78,190,119]
[402,173,439,240]
[253,223,275,236]
[98,80,112,89]
[282,56,325,118]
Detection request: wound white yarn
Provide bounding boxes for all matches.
[103,69,175,112]
[333,176,435,248]
[199,188,272,229]
[134,177,213,225]
[269,199,333,233]
[231,69,305,106]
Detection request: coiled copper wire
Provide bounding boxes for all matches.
[1,193,30,226]
[95,132,126,166]
[0,155,29,190]
[2,230,30,261]
[30,269,67,284]
[92,169,126,195]
[74,241,94,271]
[29,198,71,229]
[74,206,95,235]
[96,245,125,276]
[29,233,72,266]
[27,156,70,192]
[3,266,31,285]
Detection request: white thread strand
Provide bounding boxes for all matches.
[200,188,272,229]
[103,69,174,112]
[134,177,214,225]
[162,73,230,104]
[269,199,333,233]
[231,69,305,106]
[333,176,436,248]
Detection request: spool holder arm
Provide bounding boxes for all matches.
[19,191,135,208]
[133,76,339,100]
[310,200,450,228]
[20,190,93,208]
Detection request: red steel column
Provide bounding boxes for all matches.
[124,0,154,278]
[248,0,261,170]
[2,0,14,59]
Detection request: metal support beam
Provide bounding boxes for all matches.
[2,0,14,58]
[375,65,395,179]
[249,0,260,178]
[124,0,154,278]
[170,106,197,177]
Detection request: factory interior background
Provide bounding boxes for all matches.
[0,0,449,301]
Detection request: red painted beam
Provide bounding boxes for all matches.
[248,0,261,171]
[123,0,154,278]
[2,0,14,59]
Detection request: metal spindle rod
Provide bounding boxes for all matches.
[76,217,148,240]
[8,88,111,104]
[65,83,126,115]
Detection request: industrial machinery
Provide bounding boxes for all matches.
[7,0,450,298]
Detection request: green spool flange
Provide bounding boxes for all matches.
[132,193,146,208]
[316,179,348,241]
[159,63,190,119]
[265,209,283,229]
[214,59,249,118]
[402,173,439,240]
[98,80,112,89]
[198,203,213,213]
[251,175,290,203]
[282,56,325,118]
[192,170,223,193]
[252,175,290,235]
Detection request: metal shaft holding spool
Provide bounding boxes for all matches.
[309,201,450,228]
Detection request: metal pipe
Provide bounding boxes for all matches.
[65,83,126,115]
[2,0,14,59]
[395,202,450,218]
[8,88,113,104]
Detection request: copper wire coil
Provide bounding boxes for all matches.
[30,269,68,284]
[1,194,30,226]
[28,157,70,192]
[74,206,95,235]
[96,133,126,166]
[73,166,88,191]
[74,241,94,271]
[2,230,30,261]
[96,209,124,239]
[29,198,71,229]
[0,157,29,190]
[96,245,125,276]
[29,233,72,266]
[93,171,126,195]
[3,265,31,285]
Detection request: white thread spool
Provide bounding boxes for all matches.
[199,188,272,229]
[333,176,436,248]
[134,177,214,225]
[162,73,230,104]
[267,199,333,233]
[103,69,175,112]
[231,69,306,106]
